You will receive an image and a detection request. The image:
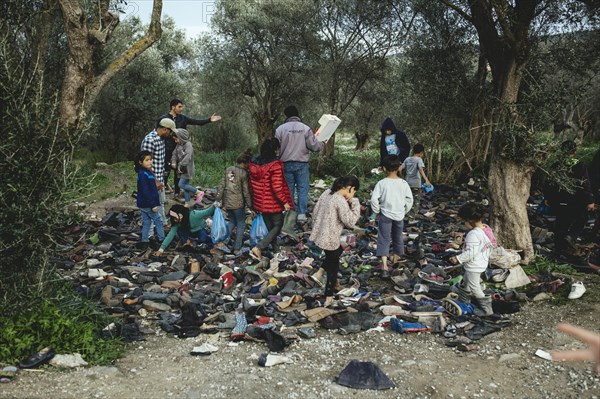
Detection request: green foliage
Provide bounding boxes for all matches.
[0,283,124,365]
[192,150,241,188]
[0,34,121,365]
[0,36,81,295]
[89,17,194,163]
[311,148,379,181]
[522,256,577,276]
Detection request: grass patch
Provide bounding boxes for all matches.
[0,283,124,365]
[522,256,577,275]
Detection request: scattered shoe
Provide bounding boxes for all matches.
[274,252,289,262]
[0,366,17,383]
[213,243,232,254]
[250,247,262,261]
[310,274,325,288]
[442,298,474,316]
[19,347,55,369]
[258,353,292,367]
[567,281,586,299]
[190,343,219,356]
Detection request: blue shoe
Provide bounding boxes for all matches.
[442,298,474,316]
[214,243,231,254]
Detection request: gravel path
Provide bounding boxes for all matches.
[2,296,599,399]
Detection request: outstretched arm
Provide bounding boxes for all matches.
[551,323,600,375]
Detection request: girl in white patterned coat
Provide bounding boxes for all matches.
[309,176,361,307]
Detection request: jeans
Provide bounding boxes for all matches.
[158,189,166,224]
[140,208,165,242]
[227,208,246,250]
[322,246,343,297]
[462,270,485,299]
[375,213,404,257]
[177,228,212,245]
[257,212,284,251]
[178,178,198,202]
[284,161,310,215]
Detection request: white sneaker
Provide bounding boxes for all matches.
[274,252,289,262]
[568,281,586,299]
[297,214,307,222]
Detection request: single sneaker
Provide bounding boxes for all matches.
[413,283,429,294]
[442,298,474,316]
[274,252,289,262]
[568,281,586,299]
[297,214,308,223]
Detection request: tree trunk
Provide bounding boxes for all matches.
[254,110,275,143]
[354,132,369,150]
[488,155,534,262]
[58,0,163,130]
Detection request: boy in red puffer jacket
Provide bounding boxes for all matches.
[248,138,294,259]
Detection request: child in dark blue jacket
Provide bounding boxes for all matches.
[135,150,165,249]
[379,117,410,166]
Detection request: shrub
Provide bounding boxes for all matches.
[0,36,121,365]
[0,283,124,365]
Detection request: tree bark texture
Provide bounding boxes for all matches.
[487,154,535,262]
[58,0,163,129]
[354,132,369,150]
[254,110,275,143]
[457,0,539,260]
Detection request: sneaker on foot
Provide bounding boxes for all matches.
[297,214,307,222]
[568,281,586,299]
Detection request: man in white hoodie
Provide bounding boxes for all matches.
[275,105,323,222]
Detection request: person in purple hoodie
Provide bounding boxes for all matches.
[379,117,410,166]
[135,150,165,250]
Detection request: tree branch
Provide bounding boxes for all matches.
[84,0,163,116]
[439,0,473,23]
[491,0,515,42]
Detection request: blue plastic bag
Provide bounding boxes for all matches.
[421,183,434,193]
[210,207,230,243]
[250,213,268,246]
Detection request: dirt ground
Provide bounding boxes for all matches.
[1,298,599,399]
[2,174,599,399]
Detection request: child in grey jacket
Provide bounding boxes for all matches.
[171,129,201,207]
[216,149,253,252]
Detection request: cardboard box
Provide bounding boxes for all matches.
[316,114,341,142]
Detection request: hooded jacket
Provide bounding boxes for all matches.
[171,129,195,180]
[249,156,293,213]
[379,118,410,165]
